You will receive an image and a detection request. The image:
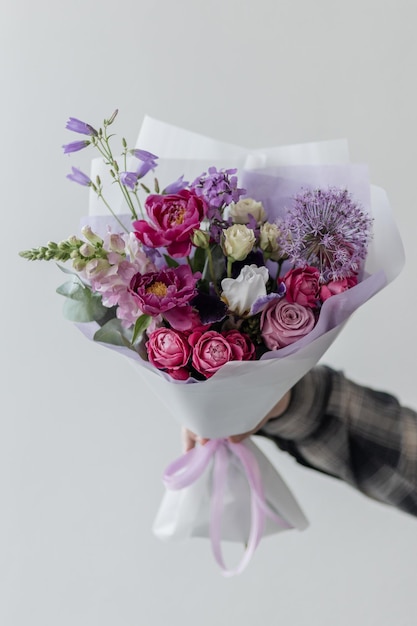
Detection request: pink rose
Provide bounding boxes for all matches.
[133,190,208,258]
[146,327,191,380]
[319,276,358,302]
[282,266,320,308]
[260,298,316,350]
[222,329,255,361]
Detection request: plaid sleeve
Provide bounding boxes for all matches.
[259,366,417,516]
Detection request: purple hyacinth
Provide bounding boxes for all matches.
[190,167,246,210]
[282,187,373,281]
[65,117,98,136]
[66,167,91,186]
[62,140,90,154]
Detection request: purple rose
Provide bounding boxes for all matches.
[146,328,191,380]
[129,265,199,330]
[260,299,316,350]
[282,266,320,308]
[133,190,208,258]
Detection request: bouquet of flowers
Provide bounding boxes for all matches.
[20,111,404,575]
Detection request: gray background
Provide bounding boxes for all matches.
[2,0,417,624]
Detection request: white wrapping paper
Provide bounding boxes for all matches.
[82,117,404,564]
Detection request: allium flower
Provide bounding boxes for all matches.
[65,117,98,136]
[66,167,91,186]
[282,187,372,281]
[190,167,246,210]
[62,140,90,154]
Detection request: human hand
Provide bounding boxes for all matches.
[181,389,291,452]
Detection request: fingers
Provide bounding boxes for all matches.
[182,427,196,452]
[181,427,210,452]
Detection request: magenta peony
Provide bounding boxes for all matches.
[133,190,207,258]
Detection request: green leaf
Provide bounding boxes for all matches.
[192,246,206,274]
[163,254,179,268]
[94,318,133,347]
[132,314,152,343]
[57,278,108,322]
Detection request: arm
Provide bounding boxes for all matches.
[259,365,417,516]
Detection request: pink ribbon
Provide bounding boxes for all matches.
[162,439,292,576]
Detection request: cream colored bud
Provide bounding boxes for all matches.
[192,229,210,249]
[229,198,267,225]
[222,224,255,261]
[259,222,282,260]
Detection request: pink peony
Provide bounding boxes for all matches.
[146,327,191,380]
[319,276,358,302]
[222,329,255,361]
[133,190,208,258]
[129,265,200,331]
[282,266,320,308]
[189,329,254,378]
[260,298,316,350]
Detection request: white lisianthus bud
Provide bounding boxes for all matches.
[229,198,267,225]
[222,224,255,261]
[81,225,103,246]
[221,264,269,316]
[259,222,282,260]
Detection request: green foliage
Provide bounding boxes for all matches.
[132,314,152,344]
[56,276,108,322]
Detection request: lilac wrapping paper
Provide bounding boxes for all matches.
[79,119,405,439]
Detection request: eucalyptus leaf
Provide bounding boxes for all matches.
[57,280,107,322]
[94,318,133,347]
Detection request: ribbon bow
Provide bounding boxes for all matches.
[162,438,292,576]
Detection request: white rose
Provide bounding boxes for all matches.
[229,198,267,225]
[222,224,255,261]
[221,264,269,316]
[259,222,282,260]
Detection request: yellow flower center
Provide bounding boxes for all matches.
[169,205,186,225]
[146,281,168,297]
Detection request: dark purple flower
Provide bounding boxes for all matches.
[65,117,98,136]
[282,187,373,281]
[120,171,139,189]
[190,167,246,210]
[62,140,90,154]
[163,175,189,194]
[66,167,91,186]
